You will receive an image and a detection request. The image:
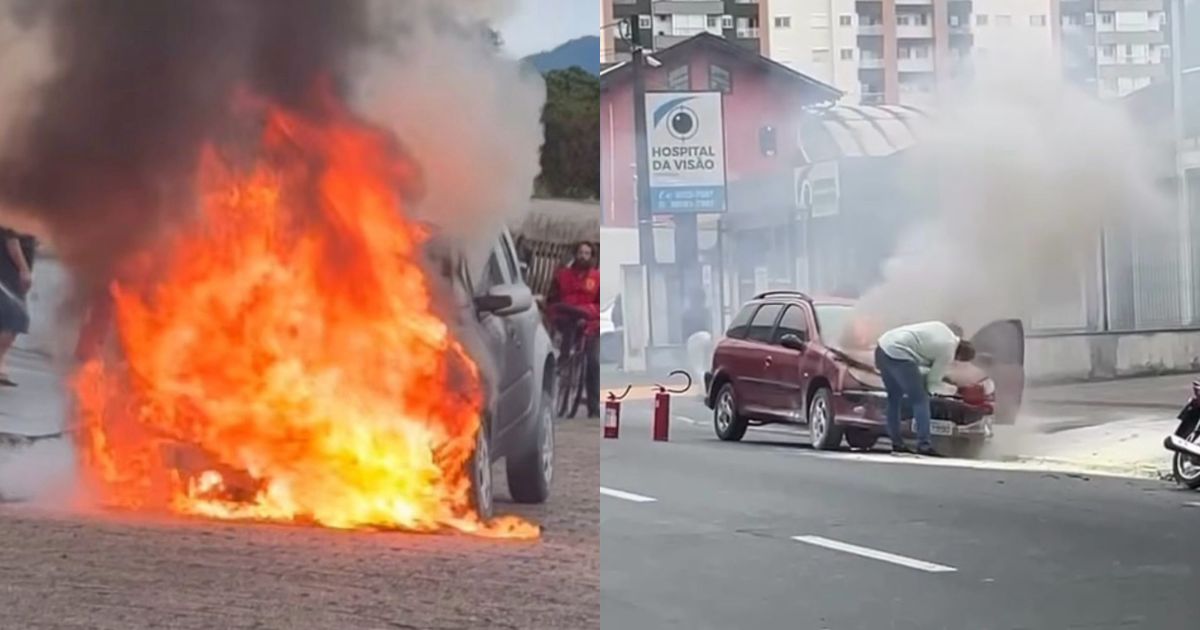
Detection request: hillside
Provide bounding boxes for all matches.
[524,36,599,75]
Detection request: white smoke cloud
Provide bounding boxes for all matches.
[854,61,1171,335]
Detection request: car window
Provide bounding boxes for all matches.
[774,305,809,343]
[476,251,506,296]
[725,304,759,339]
[498,233,523,283]
[745,303,783,343]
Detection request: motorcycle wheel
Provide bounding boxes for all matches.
[1173,428,1200,490]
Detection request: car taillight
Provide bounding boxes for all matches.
[959,383,988,406]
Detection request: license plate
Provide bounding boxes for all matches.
[930,420,956,436]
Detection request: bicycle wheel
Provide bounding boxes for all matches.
[567,352,588,419]
[556,351,580,417]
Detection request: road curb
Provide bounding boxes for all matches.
[1007,456,1172,481]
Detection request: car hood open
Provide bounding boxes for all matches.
[832,320,1025,423]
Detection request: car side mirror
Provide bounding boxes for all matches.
[475,284,533,316]
[779,333,807,351]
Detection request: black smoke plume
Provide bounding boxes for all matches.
[0,0,388,294]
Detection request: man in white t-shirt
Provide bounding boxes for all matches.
[875,321,975,456]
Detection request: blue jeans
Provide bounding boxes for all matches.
[875,346,932,449]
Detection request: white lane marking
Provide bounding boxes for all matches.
[1185,501,1200,509]
[792,535,958,573]
[600,487,657,503]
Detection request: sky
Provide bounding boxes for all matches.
[498,0,597,58]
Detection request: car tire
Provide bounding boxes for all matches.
[845,430,878,451]
[469,419,494,519]
[507,389,555,504]
[713,382,748,442]
[808,388,843,451]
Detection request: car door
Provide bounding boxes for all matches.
[495,232,537,423]
[737,302,785,418]
[970,319,1026,425]
[470,244,524,435]
[765,303,813,422]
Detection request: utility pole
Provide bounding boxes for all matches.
[631,40,656,270]
[1172,0,1193,323]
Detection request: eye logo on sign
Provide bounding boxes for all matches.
[652,96,700,142]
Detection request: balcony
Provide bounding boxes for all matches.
[896,24,934,38]
[1097,0,1164,10]
[1097,30,1166,45]
[860,57,885,69]
[736,27,760,38]
[896,0,933,4]
[898,57,935,72]
[652,1,724,13]
[858,23,885,36]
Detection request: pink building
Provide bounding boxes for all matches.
[600,33,841,228]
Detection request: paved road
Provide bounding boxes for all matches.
[0,350,599,630]
[602,395,1200,630]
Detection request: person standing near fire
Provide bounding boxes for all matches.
[0,225,36,387]
[547,241,600,417]
[875,321,975,456]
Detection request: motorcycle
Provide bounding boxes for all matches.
[1163,380,1200,489]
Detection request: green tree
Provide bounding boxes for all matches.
[537,67,600,199]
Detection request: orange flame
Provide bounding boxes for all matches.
[72,91,538,539]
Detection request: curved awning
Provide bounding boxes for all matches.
[799,104,931,162]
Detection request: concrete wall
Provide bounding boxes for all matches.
[1028,329,1200,383]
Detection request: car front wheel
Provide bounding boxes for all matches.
[808,388,843,451]
[469,420,494,519]
[507,388,554,504]
[713,383,748,441]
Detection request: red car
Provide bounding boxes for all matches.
[702,291,1025,457]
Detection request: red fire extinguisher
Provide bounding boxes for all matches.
[604,385,631,439]
[652,370,693,442]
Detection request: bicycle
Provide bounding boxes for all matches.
[548,303,594,419]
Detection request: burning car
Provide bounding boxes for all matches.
[703,291,1024,458]
[425,229,557,520]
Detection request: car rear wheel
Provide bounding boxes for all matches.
[469,421,494,519]
[713,383,748,441]
[808,388,843,451]
[507,389,555,503]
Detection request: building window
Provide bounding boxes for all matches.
[774,16,792,29]
[976,14,988,26]
[1099,12,1113,25]
[839,14,853,27]
[672,14,707,36]
[812,48,830,63]
[707,15,722,30]
[996,14,1012,26]
[1030,15,1046,27]
[949,14,960,27]
[897,13,912,26]
[709,64,732,93]
[667,65,690,91]
[1084,12,1094,26]
[915,46,930,58]
[840,48,854,60]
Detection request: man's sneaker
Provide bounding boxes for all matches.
[916,445,942,457]
[891,443,913,454]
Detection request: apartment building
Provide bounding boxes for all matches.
[602,0,768,66]
[1059,0,1170,98]
[764,0,973,104]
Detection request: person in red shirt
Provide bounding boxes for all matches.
[547,241,600,416]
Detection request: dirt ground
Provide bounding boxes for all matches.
[0,417,599,630]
